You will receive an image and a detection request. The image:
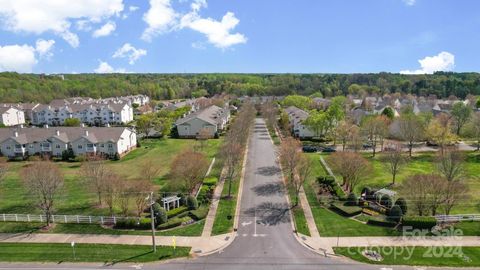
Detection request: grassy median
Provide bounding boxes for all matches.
[0,243,190,263]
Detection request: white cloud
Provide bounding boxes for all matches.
[92,21,116,38]
[141,0,178,41]
[400,51,455,74]
[403,0,416,6]
[129,6,139,12]
[141,0,246,48]
[113,43,147,64]
[76,20,92,31]
[94,61,126,73]
[0,44,37,72]
[180,11,247,49]
[35,39,55,58]
[0,0,124,47]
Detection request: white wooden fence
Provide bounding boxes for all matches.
[435,214,480,223]
[0,213,138,225]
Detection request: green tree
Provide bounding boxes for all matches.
[282,95,312,110]
[192,89,208,98]
[304,111,327,138]
[64,118,81,127]
[381,107,395,119]
[451,102,472,135]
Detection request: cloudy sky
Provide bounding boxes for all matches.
[0,0,478,74]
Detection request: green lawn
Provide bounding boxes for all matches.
[211,177,239,235]
[0,243,190,263]
[317,152,480,214]
[303,154,399,237]
[0,220,205,236]
[0,138,222,216]
[335,246,480,267]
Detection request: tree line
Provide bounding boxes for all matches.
[1,71,480,103]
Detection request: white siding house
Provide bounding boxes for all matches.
[284,106,315,139]
[0,127,136,159]
[175,105,230,138]
[0,107,25,126]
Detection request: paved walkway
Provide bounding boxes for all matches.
[0,232,233,256]
[201,167,226,237]
[298,186,320,238]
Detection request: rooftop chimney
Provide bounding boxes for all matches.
[55,130,60,136]
[84,130,89,136]
[44,124,49,129]
[13,131,18,137]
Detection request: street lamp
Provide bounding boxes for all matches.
[146,192,156,253]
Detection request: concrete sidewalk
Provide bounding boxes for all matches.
[299,235,480,255]
[0,232,234,257]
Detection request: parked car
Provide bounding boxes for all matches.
[363,142,373,149]
[302,146,318,153]
[426,141,439,147]
[322,147,336,153]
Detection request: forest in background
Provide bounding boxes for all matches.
[0,72,479,103]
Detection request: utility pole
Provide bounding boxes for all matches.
[149,191,156,253]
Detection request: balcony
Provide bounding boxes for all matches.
[14,147,25,153]
[41,146,52,152]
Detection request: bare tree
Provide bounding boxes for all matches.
[21,162,64,226]
[465,112,480,151]
[361,115,389,157]
[261,102,279,132]
[336,121,353,151]
[170,149,209,194]
[436,147,465,182]
[401,174,450,216]
[196,127,212,152]
[426,113,456,154]
[221,142,243,198]
[398,114,425,157]
[327,152,372,193]
[380,143,405,185]
[131,180,153,218]
[348,125,363,152]
[116,180,132,216]
[103,171,121,215]
[444,181,469,215]
[290,154,312,206]
[279,137,302,183]
[142,159,161,183]
[80,156,109,206]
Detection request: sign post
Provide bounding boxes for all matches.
[172,236,176,256]
[71,241,76,261]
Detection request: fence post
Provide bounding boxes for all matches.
[3,213,5,222]
[15,214,18,222]
[40,215,42,223]
[89,216,92,224]
[113,216,116,224]
[27,214,30,222]
[101,216,104,225]
[76,215,79,223]
[52,215,55,223]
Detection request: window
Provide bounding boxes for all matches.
[87,144,94,148]
[56,144,61,149]
[78,145,83,149]
[108,144,113,149]
[6,146,10,150]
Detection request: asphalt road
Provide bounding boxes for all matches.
[1,119,477,270]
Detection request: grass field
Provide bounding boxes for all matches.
[211,176,239,235]
[0,138,221,216]
[335,246,480,267]
[0,243,190,263]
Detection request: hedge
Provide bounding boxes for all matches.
[157,217,183,230]
[330,203,362,217]
[367,216,397,228]
[114,218,152,230]
[402,216,437,230]
[167,206,188,218]
[189,206,209,221]
[203,177,217,187]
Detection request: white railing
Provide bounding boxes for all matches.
[435,214,480,222]
[0,213,139,225]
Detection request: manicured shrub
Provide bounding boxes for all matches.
[380,195,393,209]
[330,203,362,217]
[203,177,217,187]
[153,203,168,225]
[167,206,188,218]
[345,193,358,206]
[157,217,183,230]
[189,206,209,220]
[114,218,151,230]
[387,205,403,223]
[402,216,437,230]
[186,195,198,210]
[395,197,408,215]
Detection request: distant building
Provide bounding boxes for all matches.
[0,107,25,126]
[0,126,136,158]
[284,106,314,139]
[175,105,230,138]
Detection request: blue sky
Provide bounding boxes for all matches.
[0,0,478,74]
